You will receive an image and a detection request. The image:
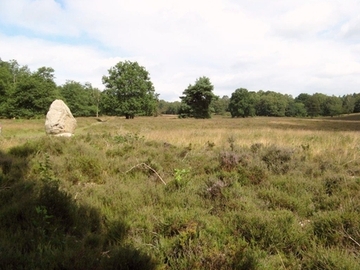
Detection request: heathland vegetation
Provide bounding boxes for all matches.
[0,115,359,269]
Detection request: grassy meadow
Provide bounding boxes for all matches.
[0,115,359,269]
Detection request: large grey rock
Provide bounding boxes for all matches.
[45,99,77,136]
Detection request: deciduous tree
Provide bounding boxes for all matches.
[342,94,355,114]
[102,61,157,119]
[180,76,215,119]
[8,66,59,118]
[0,60,13,115]
[228,88,256,117]
[212,95,230,115]
[323,96,343,117]
[255,91,288,117]
[59,81,100,117]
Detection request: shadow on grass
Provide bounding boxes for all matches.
[326,114,360,121]
[268,115,360,132]
[0,147,156,270]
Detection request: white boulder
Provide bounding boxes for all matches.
[45,99,77,136]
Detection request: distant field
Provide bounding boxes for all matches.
[1,113,359,149]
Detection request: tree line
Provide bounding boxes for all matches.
[161,85,360,118]
[1,58,359,119]
[0,59,157,119]
[0,59,100,118]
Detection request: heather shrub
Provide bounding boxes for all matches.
[323,174,344,196]
[8,141,39,158]
[233,210,310,255]
[261,144,294,174]
[233,247,262,270]
[312,210,360,249]
[301,246,360,269]
[219,151,240,171]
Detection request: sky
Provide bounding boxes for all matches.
[1,0,360,101]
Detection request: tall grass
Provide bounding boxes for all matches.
[0,115,359,269]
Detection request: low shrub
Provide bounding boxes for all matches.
[233,247,263,270]
[233,210,310,255]
[301,246,360,269]
[8,141,39,158]
[323,175,344,196]
[219,151,240,171]
[261,145,294,174]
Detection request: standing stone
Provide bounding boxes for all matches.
[45,99,77,136]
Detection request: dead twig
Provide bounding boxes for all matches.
[0,186,10,191]
[345,232,360,248]
[348,234,360,248]
[342,225,360,248]
[126,163,166,185]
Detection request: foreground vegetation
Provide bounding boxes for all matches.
[0,115,359,269]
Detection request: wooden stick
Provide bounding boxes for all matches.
[342,225,360,248]
[347,234,360,248]
[126,163,166,185]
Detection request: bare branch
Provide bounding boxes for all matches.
[342,225,360,248]
[126,163,166,185]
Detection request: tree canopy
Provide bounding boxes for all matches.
[0,58,360,119]
[227,89,350,118]
[59,81,100,117]
[101,61,158,119]
[180,76,215,119]
[211,95,230,115]
[0,60,60,118]
[228,88,256,118]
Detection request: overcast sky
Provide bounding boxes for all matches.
[1,0,360,101]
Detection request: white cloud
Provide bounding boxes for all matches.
[1,0,360,101]
[0,33,123,89]
[341,15,360,39]
[0,0,78,36]
[273,2,335,38]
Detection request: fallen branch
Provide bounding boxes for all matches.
[126,163,166,185]
[0,186,10,191]
[342,225,360,248]
[348,234,360,248]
